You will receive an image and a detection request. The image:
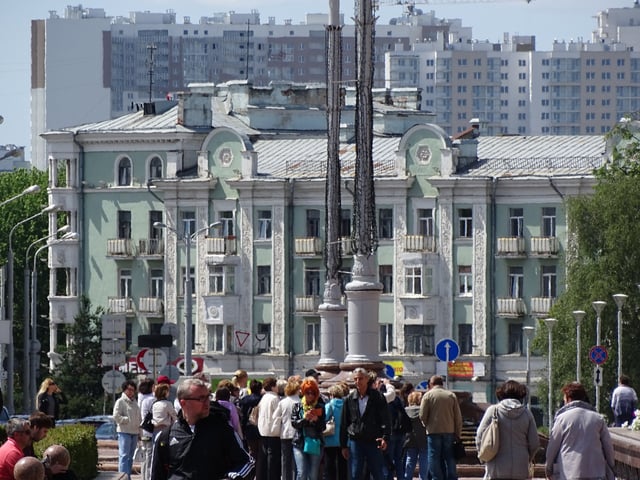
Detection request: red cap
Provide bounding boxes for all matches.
[157,375,174,385]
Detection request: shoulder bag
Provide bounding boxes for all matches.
[477,407,500,463]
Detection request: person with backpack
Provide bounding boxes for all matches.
[239,379,263,475]
[137,378,155,480]
[385,386,412,480]
[403,392,428,480]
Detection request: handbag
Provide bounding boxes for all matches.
[323,418,335,436]
[140,410,154,434]
[478,408,500,463]
[303,436,322,456]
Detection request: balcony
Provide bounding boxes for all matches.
[496,237,526,257]
[295,237,323,256]
[108,297,134,314]
[49,296,79,324]
[340,237,353,256]
[107,238,134,257]
[530,236,559,257]
[206,236,237,255]
[295,295,320,313]
[496,297,526,317]
[138,297,164,315]
[138,238,164,257]
[531,297,555,316]
[404,235,436,253]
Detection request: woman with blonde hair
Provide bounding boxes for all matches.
[152,383,177,434]
[291,378,326,480]
[232,369,249,398]
[37,378,66,423]
[404,391,428,480]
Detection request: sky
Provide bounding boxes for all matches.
[0,0,635,160]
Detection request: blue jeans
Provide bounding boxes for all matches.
[293,445,322,480]
[427,433,457,480]
[117,432,138,477]
[404,446,429,480]
[348,439,385,480]
[385,433,406,480]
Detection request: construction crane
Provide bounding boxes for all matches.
[375,0,532,15]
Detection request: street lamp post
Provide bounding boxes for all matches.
[523,326,535,409]
[0,184,40,209]
[572,310,586,383]
[612,294,628,383]
[544,318,558,427]
[592,300,606,413]
[154,221,220,376]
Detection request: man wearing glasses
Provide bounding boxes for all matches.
[0,419,33,480]
[113,380,142,480]
[340,368,391,480]
[151,378,255,480]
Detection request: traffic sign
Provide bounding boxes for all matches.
[141,348,167,372]
[594,365,603,387]
[101,314,126,339]
[435,338,460,362]
[589,345,608,365]
[102,370,126,394]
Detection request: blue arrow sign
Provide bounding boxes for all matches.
[435,338,460,362]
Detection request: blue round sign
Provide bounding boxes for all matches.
[435,338,460,362]
[589,345,608,365]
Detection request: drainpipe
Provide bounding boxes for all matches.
[287,179,295,377]
[489,176,498,401]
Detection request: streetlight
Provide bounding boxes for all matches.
[153,221,220,376]
[592,300,606,413]
[572,310,586,383]
[544,318,558,427]
[5,198,54,413]
[612,294,628,383]
[23,225,70,410]
[523,326,535,409]
[0,184,40,209]
[30,232,78,411]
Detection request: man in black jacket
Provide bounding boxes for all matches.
[340,368,392,480]
[151,378,254,480]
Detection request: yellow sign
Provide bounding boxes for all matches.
[447,361,474,379]
[383,360,404,377]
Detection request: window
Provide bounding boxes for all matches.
[117,157,132,186]
[379,208,393,239]
[405,266,422,295]
[208,265,235,294]
[340,209,351,237]
[256,323,271,353]
[305,269,321,296]
[458,208,473,238]
[509,266,524,298]
[257,266,271,295]
[207,324,224,352]
[181,267,195,296]
[118,211,131,239]
[380,324,393,353]
[149,211,162,239]
[119,269,132,298]
[150,269,164,297]
[379,265,393,294]
[542,207,556,236]
[404,325,434,355]
[149,157,162,180]
[508,323,523,354]
[306,209,321,237]
[423,266,434,295]
[541,265,557,298]
[458,265,472,295]
[257,210,272,239]
[510,208,524,237]
[458,324,472,355]
[418,208,434,236]
[181,211,195,237]
[306,321,320,352]
[219,211,234,237]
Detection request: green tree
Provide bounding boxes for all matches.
[0,168,50,411]
[538,119,640,421]
[55,297,112,418]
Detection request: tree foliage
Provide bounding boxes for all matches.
[537,119,640,420]
[56,297,112,418]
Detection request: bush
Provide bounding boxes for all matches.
[34,424,98,480]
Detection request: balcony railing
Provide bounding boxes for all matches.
[340,237,353,256]
[530,236,559,256]
[404,235,436,253]
[138,238,164,256]
[496,237,526,256]
[496,297,526,316]
[107,238,134,257]
[531,297,555,315]
[206,236,237,255]
[108,297,134,314]
[295,237,323,256]
[138,297,164,315]
[295,295,320,312]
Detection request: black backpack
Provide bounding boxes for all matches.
[390,398,412,434]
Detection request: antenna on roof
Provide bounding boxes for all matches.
[146,43,157,104]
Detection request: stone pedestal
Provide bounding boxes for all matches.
[317,279,347,374]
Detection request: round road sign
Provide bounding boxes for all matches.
[102,370,126,394]
[589,345,608,365]
[435,338,460,362]
[141,348,167,372]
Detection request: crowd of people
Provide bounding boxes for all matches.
[0,370,635,480]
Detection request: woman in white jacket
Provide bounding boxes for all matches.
[273,379,302,480]
[152,383,177,435]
